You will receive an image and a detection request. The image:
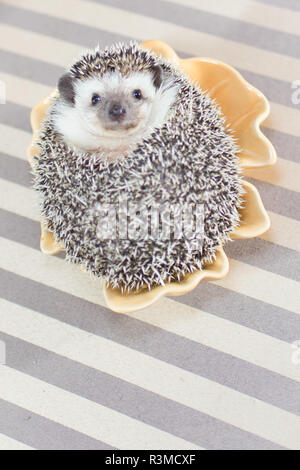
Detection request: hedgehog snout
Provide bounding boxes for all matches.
[108,102,127,122]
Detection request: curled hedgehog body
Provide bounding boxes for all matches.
[33,42,244,292]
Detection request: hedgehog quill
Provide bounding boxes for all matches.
[33,42,244,292]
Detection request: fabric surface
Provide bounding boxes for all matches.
[0,0,299,450]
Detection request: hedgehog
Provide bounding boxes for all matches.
[33,42,244,292]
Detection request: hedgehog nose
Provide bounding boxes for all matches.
[109,103,126,121]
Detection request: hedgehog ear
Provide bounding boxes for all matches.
[151,65,163,89]
[58,73,75,105]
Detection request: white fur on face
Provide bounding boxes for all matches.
[53,70,178,155]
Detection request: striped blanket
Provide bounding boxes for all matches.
[0,0,299,450]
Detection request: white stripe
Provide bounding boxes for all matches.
[262,212,300,252]
[0,365,200,450]
[0,24,78,69]
[0,302,299,449]
[162,0,300,37]
[0,72,52,109]
[0,179,40,222]
[243,158,300,194]
[1,0,300,84]
[0,229,299,384]
[0,124,32,160]
[214,258,300,314]
[0,433,34,450]
[264,102,300,138]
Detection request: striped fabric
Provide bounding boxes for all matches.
[0,0,299,450]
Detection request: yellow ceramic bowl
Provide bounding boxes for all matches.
[28,40,276,314]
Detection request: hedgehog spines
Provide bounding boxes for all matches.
[34,42,244,292]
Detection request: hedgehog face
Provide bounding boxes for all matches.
[54,66,178,156]
[75,71,159,134]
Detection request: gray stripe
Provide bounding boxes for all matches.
[236,69,297,110]
[0,48,64,86]
[245,177,300,221]
[0,332,285,450]
[0,102,31,133]
[0,257,300,416]
[256,0,300,11]
[0,3,299,112]
[0,397,114,450]
[177,282,300,344]
[87,0,300,59]
[0,153,32,188]
[225,238,300,282]
[0,210,40,251]
[0,4,130,50]
[261,128,300,164]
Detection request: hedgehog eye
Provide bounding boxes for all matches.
[132,89,142,100]
[91,93,101,105]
